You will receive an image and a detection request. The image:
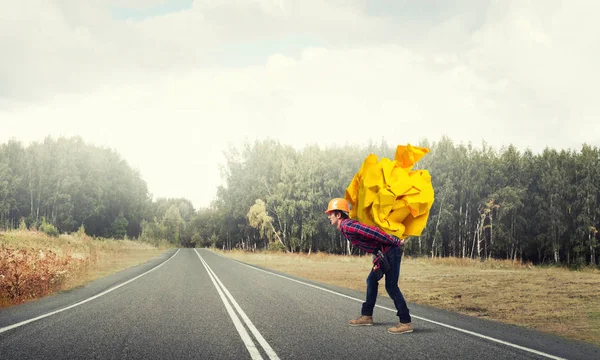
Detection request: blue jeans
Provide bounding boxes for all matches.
[361,246,411,323]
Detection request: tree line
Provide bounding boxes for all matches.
[1,136,598,266]
[195,137,599,267]
[0,136,191,242]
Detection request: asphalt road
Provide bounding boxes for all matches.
[1,248,598,360]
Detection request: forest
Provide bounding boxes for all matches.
[1,136,598,266]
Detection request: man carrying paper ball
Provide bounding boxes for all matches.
[325,197,413,335]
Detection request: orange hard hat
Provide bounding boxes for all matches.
[325,198,350,214]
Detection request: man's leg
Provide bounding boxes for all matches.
[349,270,378,326]
[362,267,379,316]
[385,247,413,334]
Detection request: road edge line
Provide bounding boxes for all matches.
[0,249,180,334]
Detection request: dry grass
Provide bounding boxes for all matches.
[0,230,170,308]
[218,249,600,347]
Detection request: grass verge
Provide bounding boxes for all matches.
[218,249,600,347]
[0,230,170,308]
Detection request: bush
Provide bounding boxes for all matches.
[76,224,86,236]
[0,246,84,304]
[40,219,59,237]
[268,241,287,252]
[18,218,27,231]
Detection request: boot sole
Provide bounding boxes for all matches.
[348,323,373,326]
[387,329,413,334]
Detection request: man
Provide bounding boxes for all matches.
[325,197,413,334]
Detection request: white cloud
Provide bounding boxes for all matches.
[2,0,599,208]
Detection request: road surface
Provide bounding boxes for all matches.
[1,249,598,359]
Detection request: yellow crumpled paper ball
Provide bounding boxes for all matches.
[344,144,435,239]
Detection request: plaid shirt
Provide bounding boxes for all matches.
[339,219,400,254]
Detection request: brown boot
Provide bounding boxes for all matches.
[387,322,413,334]
[348,315,373,326]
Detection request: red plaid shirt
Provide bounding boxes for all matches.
[339,219,400,254]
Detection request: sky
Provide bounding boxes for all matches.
[1,0,599,210]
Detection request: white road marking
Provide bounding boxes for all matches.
[195,249,263,359]
[0,249,180,334]
[196,249,280,360]
[212,250,567,360]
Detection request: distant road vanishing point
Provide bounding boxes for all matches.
[1,249,599,360]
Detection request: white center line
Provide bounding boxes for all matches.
[214,251,566,360]
[195,249,279,360]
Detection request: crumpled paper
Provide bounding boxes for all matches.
[344,144,435,239]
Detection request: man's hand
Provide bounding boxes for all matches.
[392,235,404,247]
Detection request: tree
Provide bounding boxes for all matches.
[163,204,184,244]
[574,144,600,265]
[247,199,282,249]
[111,212,129,239]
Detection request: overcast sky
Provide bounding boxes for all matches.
[1,0,599,209]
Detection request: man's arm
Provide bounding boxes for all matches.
[346,221,401,247]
